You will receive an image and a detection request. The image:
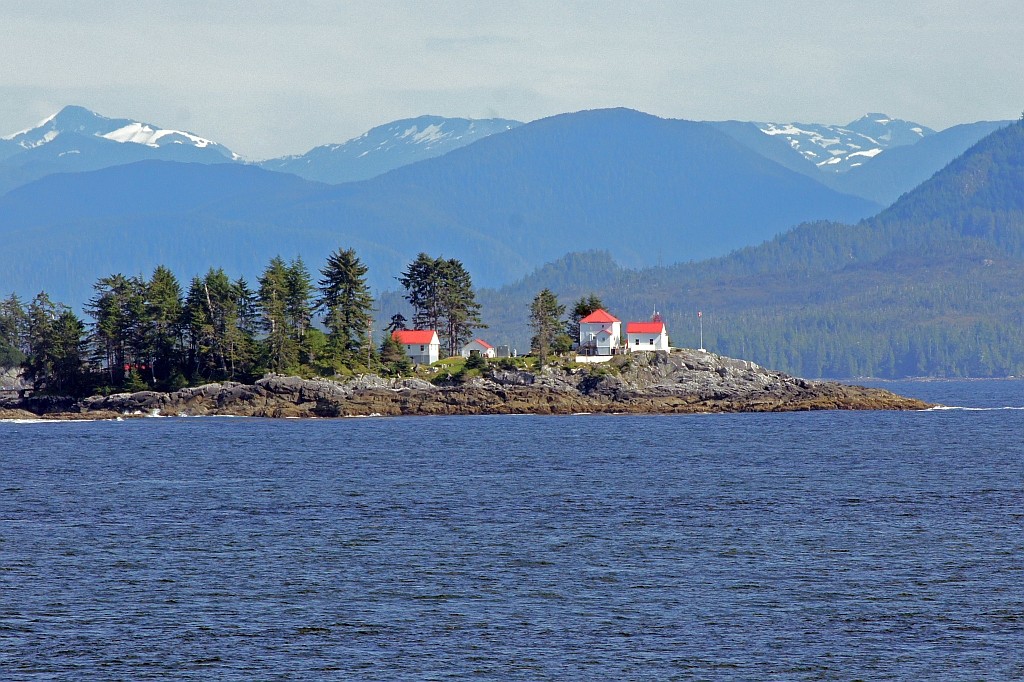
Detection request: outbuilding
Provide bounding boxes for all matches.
[461,338,496,359]
[625,314,670,351]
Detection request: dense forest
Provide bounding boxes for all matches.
[0,250,486,396]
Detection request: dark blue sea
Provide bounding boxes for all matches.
[2,380,1022,680]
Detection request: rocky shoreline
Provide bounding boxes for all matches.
[0,349,933,420]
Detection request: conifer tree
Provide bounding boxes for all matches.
[146,265,184,383]
[258,256,298,372]
[529,288,565,367]
[87,274,148,385]
[398,253,443,332]
[285,257,314,358]
[0,294,26,368]
[399,254,484,357]
[22,292,87,394]
[567,294,605,340]
[437,258,484,357]
[317,247,374,364]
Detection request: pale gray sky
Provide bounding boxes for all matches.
[1,0,1021,159]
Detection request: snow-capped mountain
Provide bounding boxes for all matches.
[0,105,241,196]
[259,115,522,184]
[754,113,935,174]
[1,105,238,159]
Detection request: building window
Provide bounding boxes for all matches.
[420,345,425,351]
[649,338,654,344]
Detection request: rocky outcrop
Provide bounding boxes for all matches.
[0,349,932,420]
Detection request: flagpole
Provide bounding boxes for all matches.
[698,310,704,352]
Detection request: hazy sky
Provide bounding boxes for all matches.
[1,1,1021,159]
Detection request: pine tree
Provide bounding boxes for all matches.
[182,269,253,380]
[437,258,484,357]
[398,253,443,332]
[46,309,88,396]
[258,256,298,372]
[22,293,86,394]
[399,254,484,357]
[232,276,261,377]
[146,265,184,383]
[0,294,26,368]
[285,257,314,361]
[567,294,605,341]
[317,247,374,365]
[529,289,565,367]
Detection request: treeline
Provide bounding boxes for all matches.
[0,250,484,396]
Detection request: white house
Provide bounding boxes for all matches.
[578,309,622,356]
[461,338,496,359]
[626,314,670,351]
[392,329,440,365]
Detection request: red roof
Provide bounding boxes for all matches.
[468,338,493,349]
[392,329,437,345]
[579,308,620,324]
[626,321,666,334]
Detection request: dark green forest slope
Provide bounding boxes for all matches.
[477,119,1024,378]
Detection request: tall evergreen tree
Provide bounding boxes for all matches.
[22,293,87,394]
[567,294,605,341]
[0,294,26,368]
[398,253,443,332]
[317,247,374,364]
[437,258,484,357]
[399,254,484,357]
[258,256,298,372]
[45,309,88,396]
[529,289,566,367]
[183,275,212,378]
[285,257,314,359]
[146,265,184,383]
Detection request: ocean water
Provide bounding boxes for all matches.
[1,381,1022,680]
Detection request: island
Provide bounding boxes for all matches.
[0,349,931,420]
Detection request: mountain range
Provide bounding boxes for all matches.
[474,118,1024,377]
[1,105,1021,379]
[0,104,1011,201]
[0,107,885,308]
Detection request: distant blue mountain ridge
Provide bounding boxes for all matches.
[2,108,881,309]
[0,105,1013,313]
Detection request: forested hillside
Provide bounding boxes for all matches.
[476,120,1024,378]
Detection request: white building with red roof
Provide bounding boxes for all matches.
[625,313,670,351]
[578,308,622,356]
[392,329,440,365]
[460,338,496,359]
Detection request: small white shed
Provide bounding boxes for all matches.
[461,338,496,359]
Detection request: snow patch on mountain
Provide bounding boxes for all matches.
[259,115,522,184]
[755,114,934,174]
[102,123,217,149]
